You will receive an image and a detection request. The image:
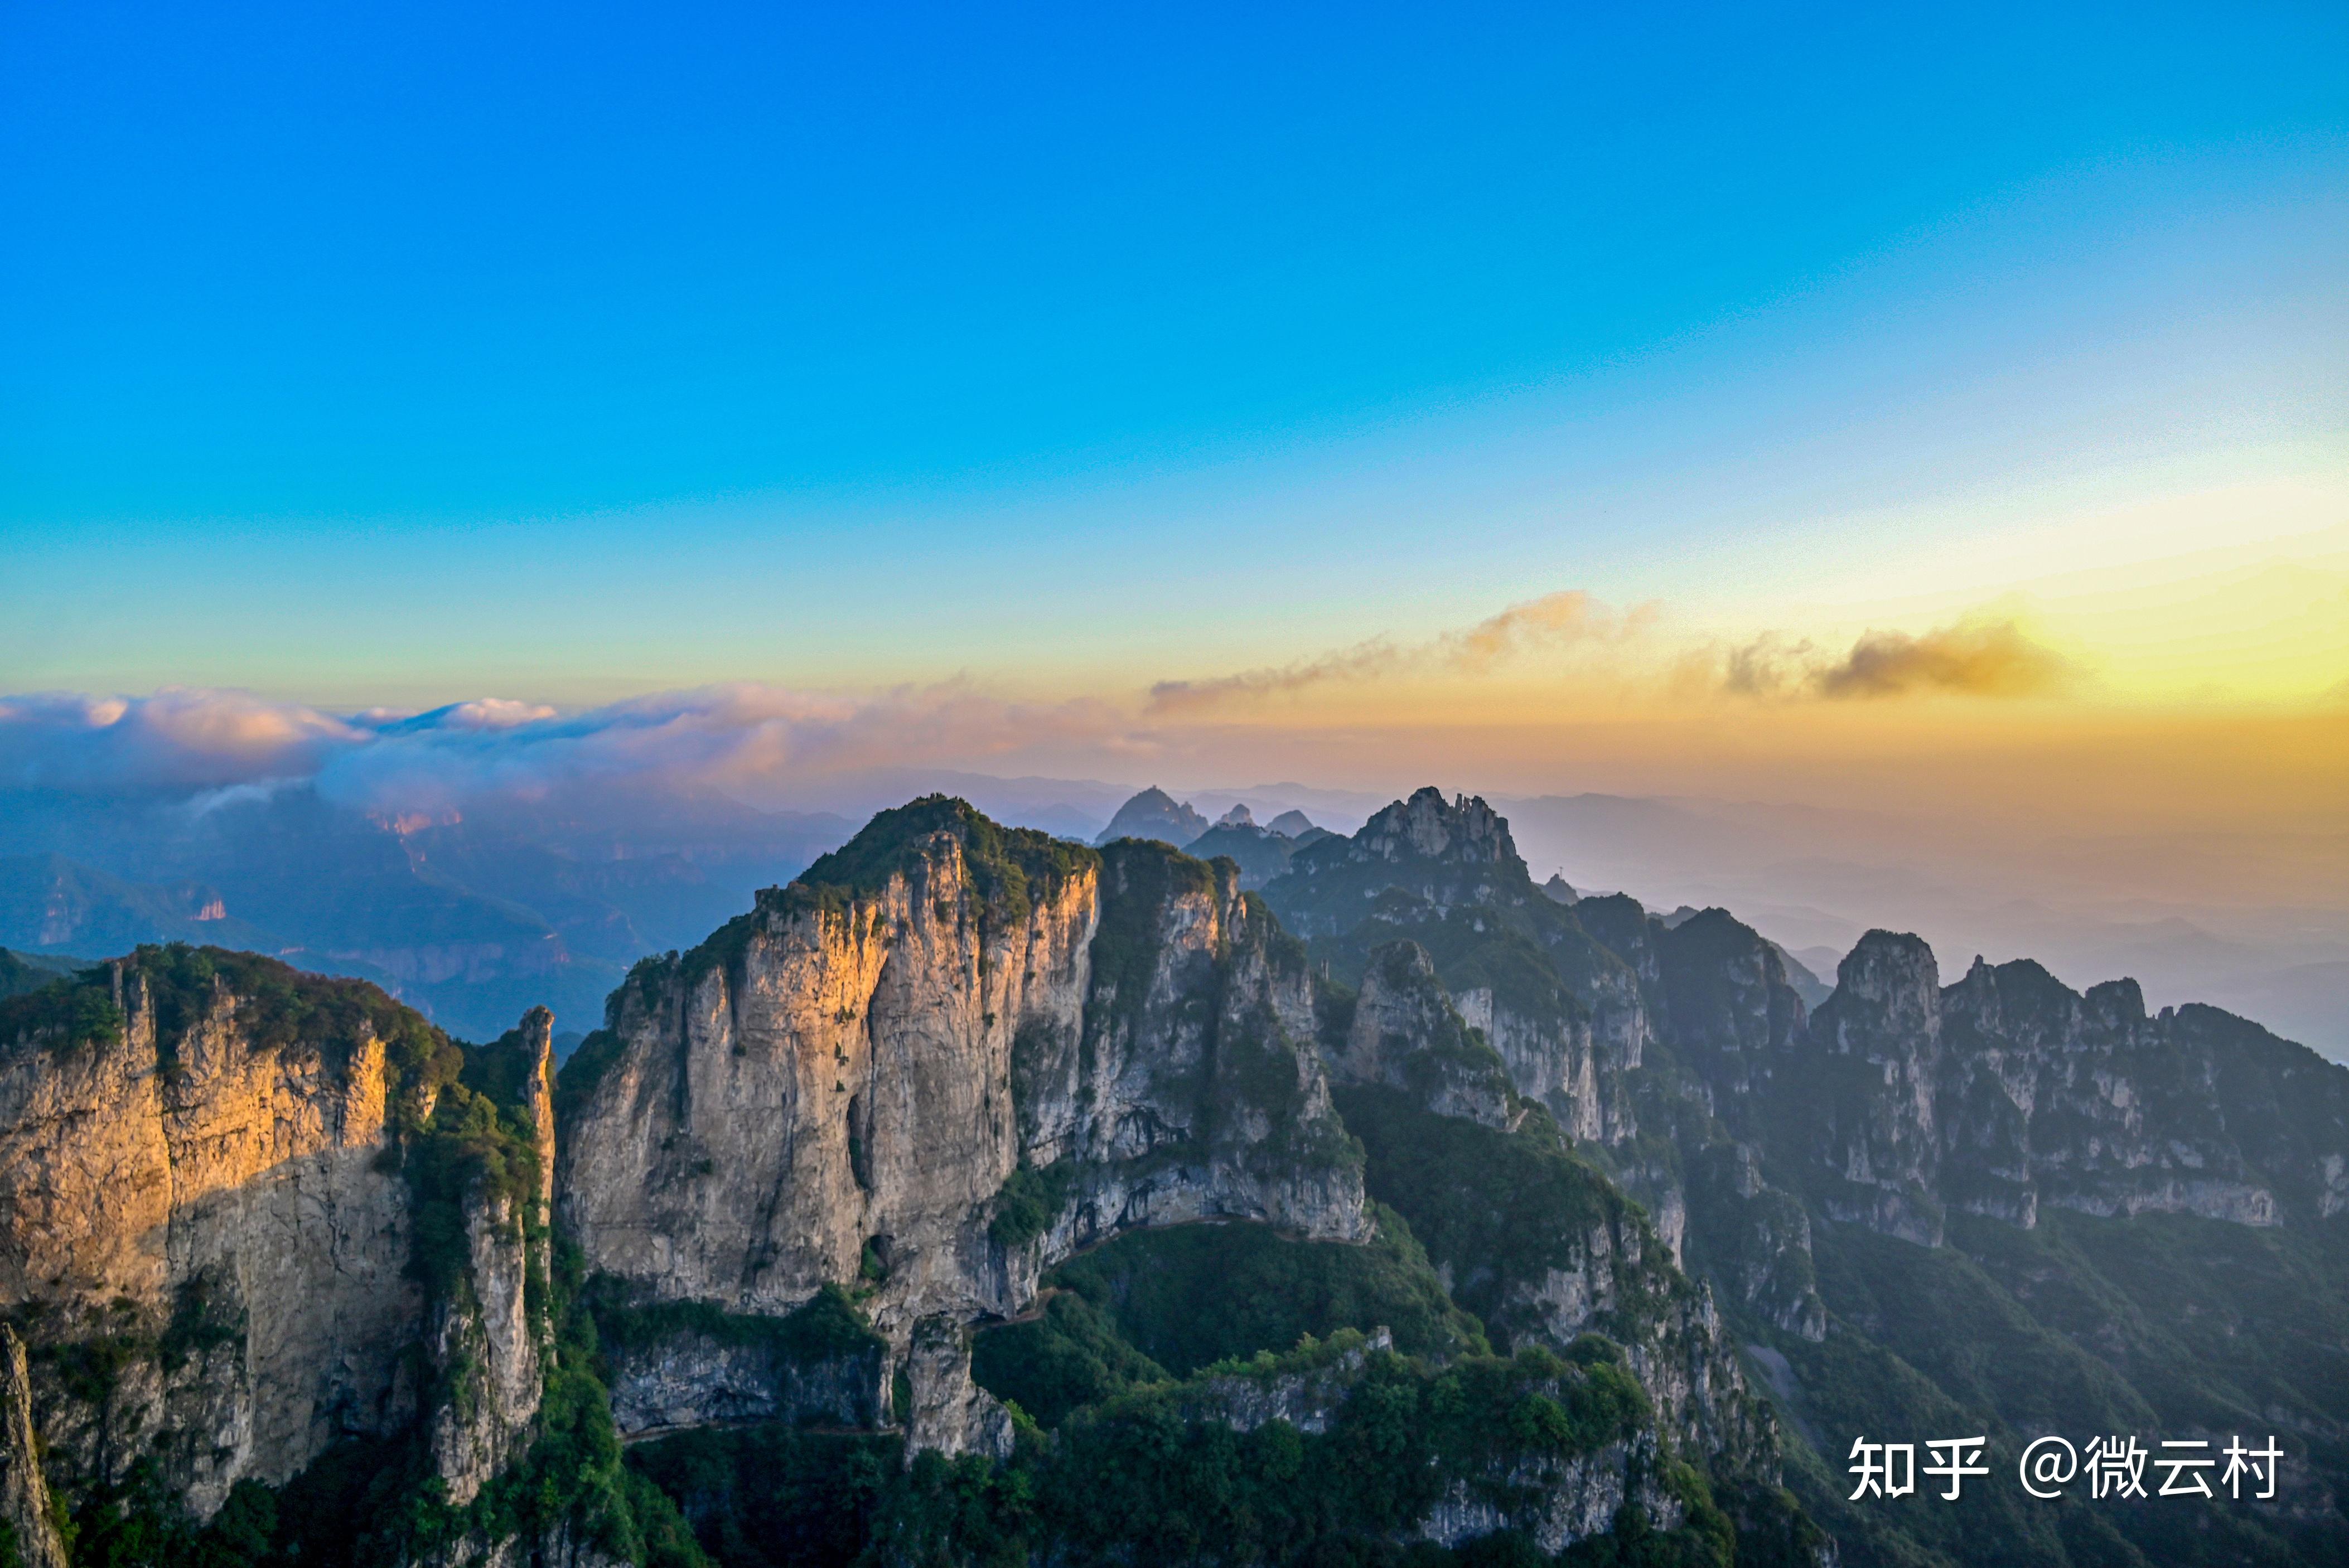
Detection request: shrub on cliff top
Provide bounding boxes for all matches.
[0,945,460,1131]
[0,966,122,1052]
[583,1278,884,1368]
[787,795,1095,931]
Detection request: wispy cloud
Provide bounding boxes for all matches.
[1147,590,1657,714]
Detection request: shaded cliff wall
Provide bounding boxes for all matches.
[1012,840,1369,1276]
[1796,933,2349,1241]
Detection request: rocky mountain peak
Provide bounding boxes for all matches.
[2084,974,2147,1025]
[1216,802,1255,827]
[1265,809,1316,838]
[1816,928,1940,1051]
[1353,787,1520,869]
[1095,786,1212,848]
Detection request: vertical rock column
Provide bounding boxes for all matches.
[902,1317,1012,1463]
[0,1326,67,1568]
[429,1010,558,1506]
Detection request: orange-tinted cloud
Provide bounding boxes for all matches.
[1148,590,1654,714]
[1815,618,2072,699]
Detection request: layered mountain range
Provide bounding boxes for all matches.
[0,790,2341,1567]
[0,785,852,1042]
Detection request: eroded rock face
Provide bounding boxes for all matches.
[1337,943,1517,1128]
[0,951,559,1554]
[1798,932,1949,1245]
[0,964,423,1516]
[429,1008,561,1505]
[1417,1441,1679,1558]
[1263,792,1646,1146]
[0,1325,67,1568]
[605,1329,886,1439]
[1174,1328,1394,1435]
[429,1190,544,1507]
[1490,1190,1773,1470]
[1453,984,1603,1142]
[559,812,1370,1384]
[1012,843,1368,1275]
[558,826,1097,1334]
[902,1316,1012,1463]
[1761,937,2349,1243]
[1652,911,1809,1122]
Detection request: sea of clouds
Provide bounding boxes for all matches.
[0,684,1137,813]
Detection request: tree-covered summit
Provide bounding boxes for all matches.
[784,794,1096,928]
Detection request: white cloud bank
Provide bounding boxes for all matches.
[0,684,1135,811]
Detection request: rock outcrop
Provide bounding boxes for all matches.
[901,1315,1013,1461]
[1011,840,1369,1274]
[38,787,2343,1566]
[559,801,1369,1438]
[1787,936,2349,1240]
[1263,789,1644,1145]
[558,801,1102,1334]
[0,1325,66,1568]
[0,952,425,1517]
[0,945,567,1565]
[427,1009,559,1506]
[601,1305,888,1439]
[1168,1329,1686,1557]
[1332,942,1516,1127]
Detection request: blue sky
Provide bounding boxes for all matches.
[3,1,2344,703]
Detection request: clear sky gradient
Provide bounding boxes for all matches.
[4,2,2344,741]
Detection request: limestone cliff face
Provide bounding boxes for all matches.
[427,1189,544,1507]
[1799,932,1948,1243]
[0,1325,66,1568]
[1333,942,1516,1129]
[557,816,1098,1335]
[1011,841,1368,1275]
[0,957,423,1517]
[1790,938,2349,1240]
[603,1323,887,1439]
[558,805,1369,1432]
[1317,933,1779,1477]
[1453,984,1603,1143]
[1650,911,1809,1122]
[1415,1439,1680,1560]
[901,1315,1013,1462]
[1481,1181,1772,1473]
[429,1008,559,1506]
[1436,884,1827,1343]
[0,948,561,1557]
[1263,790,1645,1146]
[552,807,1373,1471]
